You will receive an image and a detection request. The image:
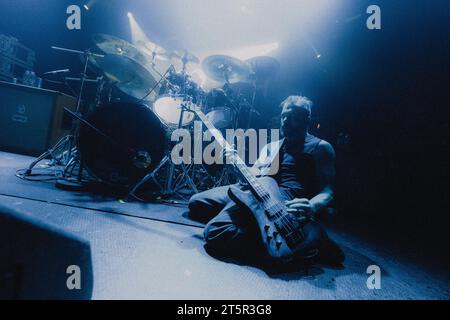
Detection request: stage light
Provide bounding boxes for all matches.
[84,0,98,11]
[127,12,172,76]
[166,0,336,55]
[316,54,321,59]
[127,13,149,45]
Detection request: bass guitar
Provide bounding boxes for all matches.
[194,108,322,262]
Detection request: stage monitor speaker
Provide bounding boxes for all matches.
[0,204,93,299]
[0,81,76,156]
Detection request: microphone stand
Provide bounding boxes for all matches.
[24,46,104,188]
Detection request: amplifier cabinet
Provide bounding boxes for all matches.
[0,81,76,155]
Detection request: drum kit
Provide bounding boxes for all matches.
[25,34,281,199]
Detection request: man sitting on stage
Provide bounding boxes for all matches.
[188,95,344,266]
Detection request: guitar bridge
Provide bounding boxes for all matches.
[273,216,305,249]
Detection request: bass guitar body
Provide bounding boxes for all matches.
[228,176,323,262]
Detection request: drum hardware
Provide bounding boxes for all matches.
[220,81,258,129]
[164,98,198,195]
[92,34,150,67]
[203,88,235,130]
[64,108,132,154]
[49,37,202,196]
[241,83,258,130]
[63,76,102,83]
[127,100,199,200]
[139,64,175,103]
[24,46,105,183]
[65,105,159,187]
[22,33,281,197]
[129,59,202,199]
[201,55,257,130]
[201,55,251,84]
[63,75,105,106]
[77,101,167,188]
[152,58,203,127]
[171,49,200,69]
[94,76,106,107]
[135,40,172,64]
[92,53,159,101]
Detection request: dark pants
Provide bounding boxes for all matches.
[188,183,293,261]
[188,183,345,266]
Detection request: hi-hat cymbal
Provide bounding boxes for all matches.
[92,34,150,66]
[94,54,158,101]
[202,55,251,83]
[245,56,280,81]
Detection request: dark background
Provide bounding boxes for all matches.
[0,0,448,268]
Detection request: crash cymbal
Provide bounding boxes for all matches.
[202,55,251,83]
[245,56,280,81]
[95,54,159,101]
[92,34,150,66]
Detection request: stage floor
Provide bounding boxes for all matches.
[0,151,448,299]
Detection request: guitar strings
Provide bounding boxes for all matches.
[200,111,301,238]
[234,159,299,233]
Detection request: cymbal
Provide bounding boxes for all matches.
[171,49,200,65]
[202,55,251,83]
[92,34,150,66]
[95,54,159,101]
[245,56,280,81]
[135,40,171,62]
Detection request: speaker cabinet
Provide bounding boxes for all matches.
[0,81,76,156]
[0,204,93,299]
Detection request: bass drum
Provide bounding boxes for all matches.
[78,101,167,187]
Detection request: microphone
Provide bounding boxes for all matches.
[44,69,70,75]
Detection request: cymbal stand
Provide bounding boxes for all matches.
[24,46,104,182]
[246,81,258,129]
[128,64,198,200]
[139,64,174,102]
[164,54,199,196]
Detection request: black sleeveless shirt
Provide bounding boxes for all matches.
[275,133,322,199]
